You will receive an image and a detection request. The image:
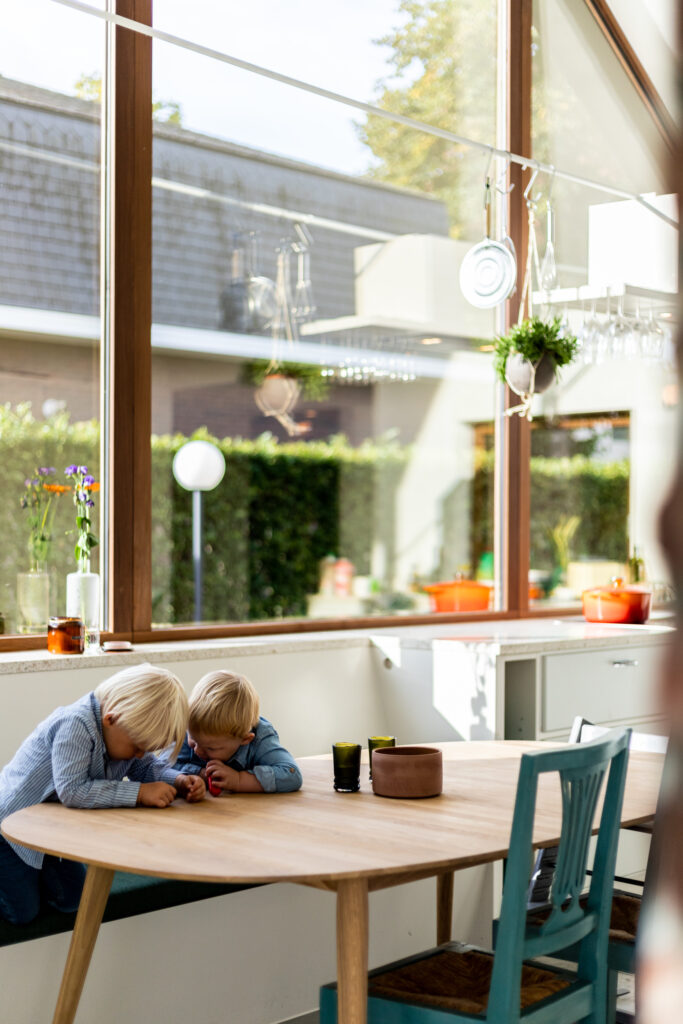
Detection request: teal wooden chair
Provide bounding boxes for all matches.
[517,719,667,1023]
[320,729,630,1024]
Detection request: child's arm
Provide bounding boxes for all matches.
[247,730,303,793]
[205,760,264,793]
[124,752,206,802]
[206,740,303,794]
[51,721,175,808]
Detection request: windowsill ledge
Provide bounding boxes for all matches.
[0,616,674,675]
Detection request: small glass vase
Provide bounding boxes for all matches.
[16,564,50,634]
[66,558,100,650]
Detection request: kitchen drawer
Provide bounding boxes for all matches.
[542,645,663,733]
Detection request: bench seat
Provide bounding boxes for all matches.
[0,872,259,947]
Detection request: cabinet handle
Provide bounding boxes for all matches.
[610,659,639,668]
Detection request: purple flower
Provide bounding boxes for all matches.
[77,465,88,474]
[83,474,95,487]
[65,465,77,476]
[76,489,88,502]
[24,478,32,487]
[86,499,95,508]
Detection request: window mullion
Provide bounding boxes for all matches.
[107,0,153,635]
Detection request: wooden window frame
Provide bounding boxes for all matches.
[0,0,668,651]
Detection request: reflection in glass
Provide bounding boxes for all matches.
[530,0,676,608]
[150,3,500,626]
[0,0,103,635]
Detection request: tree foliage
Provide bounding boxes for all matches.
[357,0,498,238]
[74,73,183,124]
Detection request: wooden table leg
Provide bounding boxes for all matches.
[336,877,369,1024]
[436,870,454,944]
[51,864,114,1024]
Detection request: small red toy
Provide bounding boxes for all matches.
[207,775,222,797]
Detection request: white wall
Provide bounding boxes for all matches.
[0,642,493,1024]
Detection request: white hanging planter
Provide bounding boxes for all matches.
[505,351,556,397]
[66,570,100,649]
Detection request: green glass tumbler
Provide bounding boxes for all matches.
[333,742,362,793]
[368,735,396,779]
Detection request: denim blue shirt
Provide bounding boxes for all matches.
[0,692,180,868]
[174,716,302,793]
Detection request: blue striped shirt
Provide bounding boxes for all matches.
[0,692,179,868]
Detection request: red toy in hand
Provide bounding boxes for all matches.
[207,775,222,797]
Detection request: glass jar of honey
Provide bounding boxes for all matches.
[47,616,85,654]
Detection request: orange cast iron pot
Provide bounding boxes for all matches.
[424,579,491,613]
[581,577,652,625]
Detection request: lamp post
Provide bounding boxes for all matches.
[172,440,226,623]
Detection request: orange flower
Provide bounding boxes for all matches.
[85,481,100,492]
[43,483,71,493]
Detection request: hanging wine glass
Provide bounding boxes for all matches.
[624,303,643,360]
[643,310,666,362]
[594,292,611,364]
[608,295,629,359]
[579,302,600,364]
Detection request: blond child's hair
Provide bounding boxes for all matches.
[95,663,188,758]
[189,671,260,738]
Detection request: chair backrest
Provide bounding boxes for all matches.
[570,715,668,754]
[488,729,631,1021]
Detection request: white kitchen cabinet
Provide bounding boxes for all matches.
[371,618,672,743]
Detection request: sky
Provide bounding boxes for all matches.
[1,0,409,175]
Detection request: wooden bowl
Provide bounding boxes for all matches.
[371,745,443,799]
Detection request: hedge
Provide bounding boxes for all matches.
[471,451,630,573]
[0,405,629,632]
[0,407,405,629]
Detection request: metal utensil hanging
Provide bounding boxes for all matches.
[459,176,517,309]
[291,223,316,323]
[540,172,559,292]
[271,241,298,343]
[245,231,277,333]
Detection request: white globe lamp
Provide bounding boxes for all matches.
[172,441,226,622]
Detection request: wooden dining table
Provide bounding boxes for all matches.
[1,740,664,1024]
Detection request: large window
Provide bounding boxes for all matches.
[528,0,677,607]
[149,0,501,627]
[0,0,676,643]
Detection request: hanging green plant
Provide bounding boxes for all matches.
[241,360,331,401]
[493,315,578,385]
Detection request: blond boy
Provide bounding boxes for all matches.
[0,663,203,925]
[174,670,302,793]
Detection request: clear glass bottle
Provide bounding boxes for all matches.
[628,545,646,584]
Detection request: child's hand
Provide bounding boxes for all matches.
[137,782,177,807]
[174,774,206,802]
[206,761,242,793]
